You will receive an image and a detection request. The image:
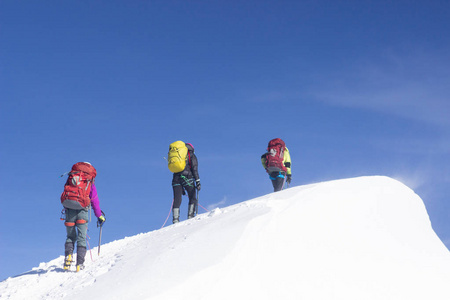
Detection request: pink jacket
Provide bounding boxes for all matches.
[89,184,102,218]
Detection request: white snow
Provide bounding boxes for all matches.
[1,176,450,300]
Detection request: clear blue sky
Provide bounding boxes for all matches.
[1,1,449,280]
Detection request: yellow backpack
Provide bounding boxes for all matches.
[168,141,188,173]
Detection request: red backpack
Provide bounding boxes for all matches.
[265,138,287,173]
[61,162,97,209]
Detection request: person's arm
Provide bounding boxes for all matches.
[89,183,102,218]
[190,153,200,181]
[261,154,268,170]
[190,153,201,190]
[284,147,291,175]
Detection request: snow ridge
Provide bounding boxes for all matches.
[1,176,450,300]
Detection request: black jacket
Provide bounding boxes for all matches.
[174,145,199,181]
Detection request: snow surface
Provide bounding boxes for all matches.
[1,176,450,300]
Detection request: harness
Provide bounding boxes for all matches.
[269,171,286,181]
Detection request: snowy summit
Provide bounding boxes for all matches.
[1,176,450,300]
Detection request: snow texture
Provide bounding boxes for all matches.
[1,176,450,300]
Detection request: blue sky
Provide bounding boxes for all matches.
[1,0,449,280]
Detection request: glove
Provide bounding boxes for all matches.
[195,179,201,191]
[286,174,292,184]
[97,215,106,226]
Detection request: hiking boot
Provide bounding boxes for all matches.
[76,264,85,272]
[188,204,196,219]
[173,208,180,224]
[63,254,73,270]
[76,246,87,266]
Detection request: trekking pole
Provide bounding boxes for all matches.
[97,210,105,256]
[196,190,199,217]
[283,175,288,190]
[98,226,103,255]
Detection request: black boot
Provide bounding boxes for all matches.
[63,242,74,270]
[188,204,196,219]
[76,246,87,271]
[65,242,74,257]
[172,208,180,224]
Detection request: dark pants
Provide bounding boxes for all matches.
[269,171,286,192]
[172,175,197,209]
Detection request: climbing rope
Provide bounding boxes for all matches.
[161,198,174,228]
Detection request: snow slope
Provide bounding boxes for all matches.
[1,176,450,300]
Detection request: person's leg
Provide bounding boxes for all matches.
[273,177,285,192]
[65,209,77,249]
[185,184,197,219]
[173,184,183,209]
[172,184,183,223]
[64,209,77,269]
[76,246,87,271]
[270,172,285,192]
[75,210,89,268]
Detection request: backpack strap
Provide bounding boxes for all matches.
[188,151,192,168]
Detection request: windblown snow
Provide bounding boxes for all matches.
[2,176,450,300]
